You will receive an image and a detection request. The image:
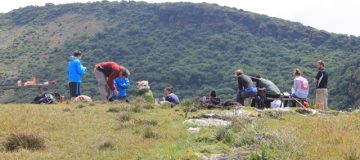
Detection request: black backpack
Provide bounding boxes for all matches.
[33,93,55,104]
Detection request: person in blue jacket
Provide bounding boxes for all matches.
[111,77,130,101]
[68,50,87,99]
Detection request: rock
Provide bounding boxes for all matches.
[196,153,209,160]
[188,127,201,134]
[184,118,231,127]
[210,152,250,160]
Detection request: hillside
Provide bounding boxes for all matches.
[0,102,360,159]
[0,1,359,108]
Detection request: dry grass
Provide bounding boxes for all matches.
[2,132,46,151]
[0,104,359,159]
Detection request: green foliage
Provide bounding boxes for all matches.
[0,1,360,109]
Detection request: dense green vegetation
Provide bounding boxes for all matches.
[0,1,359,109]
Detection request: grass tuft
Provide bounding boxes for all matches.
[117,112,131,122]
[143,127,157,139]
[107,107,121,113]
[97,140,115,151]
[2,132,46,151]
[76,104,86,109]
[62,108,71,112]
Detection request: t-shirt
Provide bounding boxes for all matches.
[237,74,255,90]
[315,69,328,89]
[293,76,309,98]
[165,93,180,104]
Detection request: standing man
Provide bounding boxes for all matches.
[314,60,328,110]
[94,62,130,101]
[68,50,87,99]
[235,69,257,106]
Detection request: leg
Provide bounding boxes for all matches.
[236,90,245,106]
[94,68,109,101]
[69,82,79,98]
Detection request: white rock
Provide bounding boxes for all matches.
[184,118,231,127]
[187,127,201,134]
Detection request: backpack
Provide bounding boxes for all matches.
[33,93,55,104]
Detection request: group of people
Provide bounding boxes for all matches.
[67,50,180,105]
[68,50,329,110]
[235,60,328,110]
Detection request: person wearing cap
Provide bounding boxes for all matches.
[94,61,130,101]
[68,50,87,99]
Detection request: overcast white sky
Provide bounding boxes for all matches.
[1,0,359,36]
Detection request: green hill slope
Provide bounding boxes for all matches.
[0,1,359,109]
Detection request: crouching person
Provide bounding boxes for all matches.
[111,77,130,101]
[94,61,130,101]
[235,69,257,106]
[159,87,180,106]
[136,80,154,103]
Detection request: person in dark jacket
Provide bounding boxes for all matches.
[251,75,281,108]
[94,62,130,101]
[68,50,87,99]
[235,69,257,106]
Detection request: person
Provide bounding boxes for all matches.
[94,61,130,101]
[313,60,328,110]
[251,75,281,108]
[207,90,221,105]
[160,87,180,105]
[112,77,130,101]
[235,69,257,106]
[289,68,309,107]
[136,80,154,103]
[68,50,87,99]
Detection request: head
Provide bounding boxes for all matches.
[164,87,174,95]
[136,80,150,90]
[209,90,217,98]
[256,74,261,78]
[73,50,83,59]
[119,68,130,78]
[316,60,325,69]
[293,68,302,77]
[235,69,244,76]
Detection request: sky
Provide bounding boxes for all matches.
[1,0,359,36]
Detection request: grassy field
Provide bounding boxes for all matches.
[0,100,360,160]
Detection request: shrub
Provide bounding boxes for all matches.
[2,132,46,151]
[136,119,158,126]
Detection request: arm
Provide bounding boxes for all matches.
[107,72,118,91]
[76,61,87,75]
[313,71,321,83]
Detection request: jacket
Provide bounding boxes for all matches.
[68,57,87,82]
[112,77,130,98]
[95,62,125,91]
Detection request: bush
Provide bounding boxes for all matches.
[131,105,143,113]
[63,108,71,112]
[2,132,46,151]
[344,149,360,160]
